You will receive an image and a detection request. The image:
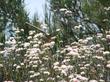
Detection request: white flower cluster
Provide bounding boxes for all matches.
[2,27,110,82]
[60,8,73,16]
[104,6,110,11]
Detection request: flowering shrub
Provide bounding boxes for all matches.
[0,27,110,82]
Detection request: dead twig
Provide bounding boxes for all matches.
[25,22,49,36]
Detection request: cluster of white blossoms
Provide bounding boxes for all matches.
[1,27,110,82]
[60,8,73,16]
[104,6,110,11]
[30,32,108,82]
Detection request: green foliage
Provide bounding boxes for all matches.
[98,0,110,6]
[0,0,30,42]
[48,0,94,45]
[82,0,110,32]
[0,0,32,81]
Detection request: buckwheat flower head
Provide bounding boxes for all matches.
[89,80,98,82]
[61,70,67,76]
[106,34,110,39]
[61,65,67,69]
[0,51,5,54]
[38,41,42,45]
[36,33,44,38]
[107,60,110,64]
[74,25,82,29]
[41,23,47,29]
[27,36,32,40]
[53,65,59,70]
[67,65,73,70]
[68,74,74,79]
[29,80,33,82]
[53,62,59,66]
[30,75,34,78]
[0,42,3,46]
[93,56,105,60]
[56,29,60,32]
[24,42,30,48]
[95,44,101,49]
[32,56,40,60]
[103,51,110,55]
[82,39,88,44]
[51,36,56,40]
[101,38,106,41]
[29,48,41,54]
[71,78,80,82]
[29,71,35,74]
[33,61,38,64]
[104,7,110,11]
[16,48,23,52]
[4,81,14,82]
[43,43,50,48]
[65,10,72,16]
[50,41,55,48]
[99,79,104,82]
[32,65,38,68]
[97,33,103,38]
[106,64,110,68]
[0,64,3,67]
[15,30,20,33]
[16,65,21,69]
[80,71,85,75]
[66,46,73,51]
[47,77,55,81]
[97,64,101,67]
[86,36,93,40]
[60,49,66,54]
[43,41,55,48]
[20,29,24,32]
[33,44,39,48]
[43,71,50,75]
[40,67,46,72]
[67,51,79,56]
[42,56,49,60]
[13,64,17,67]
[62,59,70,64]
[20,63,24,66]
[33,72,40,77]
[78,39,84,44]
[80,67,86,70]
[29,30,35,35]
[76,74,88,81]
[39,79,44,82]
[5,37,16,45]
[84,64,90,67]
[60,8,67,12]
[103,19,109,22]
[60,64,70,76]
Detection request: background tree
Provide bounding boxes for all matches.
[0,0,30,43]
[0,0,31,81]
[82,0,110,33]
[47,0,100,45]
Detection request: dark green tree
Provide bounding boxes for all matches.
[47,0,95,44]
[0,0,30,81]
[0,0,30,42]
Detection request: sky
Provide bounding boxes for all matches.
[25,0,45,20]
